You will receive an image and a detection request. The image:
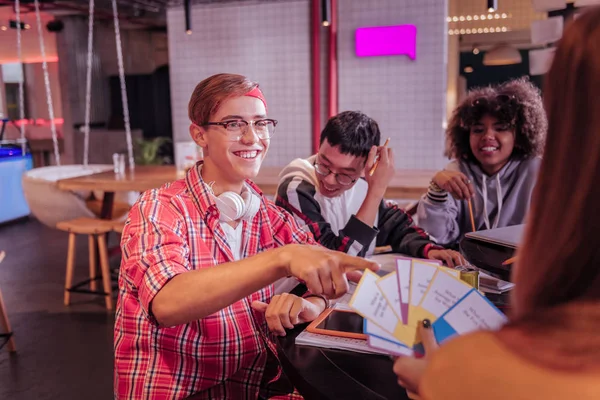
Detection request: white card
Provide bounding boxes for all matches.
[396,258,412,324]
[434,290,508,344]
[409,261,438,306]
[349,270,400,334]
[376,271,403,321]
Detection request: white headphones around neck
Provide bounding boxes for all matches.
[212,189,260,222]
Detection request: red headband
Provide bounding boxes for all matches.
[245,87,268,112]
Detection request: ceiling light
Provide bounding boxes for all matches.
[487,0,498,13]
[473,46,480,55]
[321,0,331,27]
[483,43,522,66]
[184,0,191,34]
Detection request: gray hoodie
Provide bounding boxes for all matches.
[416,157,541,247]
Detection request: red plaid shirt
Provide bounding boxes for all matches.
[114,164,314,399]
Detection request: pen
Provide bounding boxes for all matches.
[368,137,390,176]
[468,199,476,232]
[502,256,517,266]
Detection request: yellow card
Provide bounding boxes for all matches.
[412,269,472,324]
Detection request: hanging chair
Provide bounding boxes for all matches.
[18,0,136,229]
[22,165,112,227]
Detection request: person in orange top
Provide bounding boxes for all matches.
[393,8,600,400]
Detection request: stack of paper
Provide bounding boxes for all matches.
[349,258,508,355]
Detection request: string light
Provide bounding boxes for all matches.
[447,13,511,22]
[447,26,510,35]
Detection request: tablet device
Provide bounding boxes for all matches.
[464,224,525,249]
[306,308,367,340]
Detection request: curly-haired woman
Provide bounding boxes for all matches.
[417,77,547,247]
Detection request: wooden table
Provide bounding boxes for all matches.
[56,165,434,218]
[57,165,179,219]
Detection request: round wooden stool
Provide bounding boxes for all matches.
[56,218,116,310]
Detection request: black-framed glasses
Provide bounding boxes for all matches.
[313,161,358,186]
[205,119,278,141]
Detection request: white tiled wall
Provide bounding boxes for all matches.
[168,0,450,169]
[338,0,448,170]
[167,0,312,167]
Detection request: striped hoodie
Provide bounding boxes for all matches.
[275,155,440,258]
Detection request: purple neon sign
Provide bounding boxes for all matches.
[355,24,417,60]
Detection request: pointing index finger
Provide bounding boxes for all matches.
[340,254,380,273]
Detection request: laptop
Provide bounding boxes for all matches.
[464,224,525,249]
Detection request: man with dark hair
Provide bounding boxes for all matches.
[276,111,462,265]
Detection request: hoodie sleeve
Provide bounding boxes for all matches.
[376,201,441,258]
[276,176,378,256]
[416,190,463,247]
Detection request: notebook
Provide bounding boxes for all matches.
[464,224,525,249]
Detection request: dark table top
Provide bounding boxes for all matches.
[277,324,409,400]
[276,240,515,400]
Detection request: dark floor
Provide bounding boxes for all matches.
[0,217,119,400]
